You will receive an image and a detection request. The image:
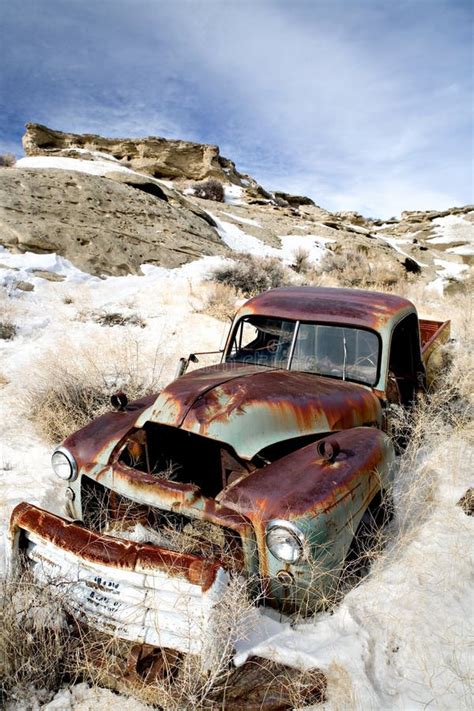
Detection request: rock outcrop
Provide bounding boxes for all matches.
[1,124,471,288]
[22,123,261,189]
[0,168,228,275]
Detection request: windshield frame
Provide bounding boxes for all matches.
[225,315,382,387]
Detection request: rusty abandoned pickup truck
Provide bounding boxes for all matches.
[9,287,450,663]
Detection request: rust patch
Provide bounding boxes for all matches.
[10,502,222,591]
[235,286,415,332]
[64,393,156,470]
[220,427,391,521]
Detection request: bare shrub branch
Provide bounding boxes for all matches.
[192,179,225,202]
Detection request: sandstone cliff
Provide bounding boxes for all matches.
[22,123,260,189]
[0,124,471,288]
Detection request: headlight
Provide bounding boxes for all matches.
[51,447,78,481]
[265,520,305,563]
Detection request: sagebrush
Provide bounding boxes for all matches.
[0,152,16,167]
[211,252,289,296]
[192,178,225,202]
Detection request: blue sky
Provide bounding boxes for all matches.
[0,0,472,217]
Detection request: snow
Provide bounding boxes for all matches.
[223,184,244,205]
[6,682,152,710]
[446,244,474,256]
[210,214,282,256]
[278,234,334,265]
[14,156,174,190]
[15,155,135,177]
[0,247,97,291]
[210,214,331,265]
[428,214,474,247]
[434,258,469,280]
[375,234,428,267]
[63,147,122,163]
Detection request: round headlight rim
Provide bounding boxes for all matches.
[51,446,78,482]
[265,519,306,563]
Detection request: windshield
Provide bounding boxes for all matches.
[226,316,379,386]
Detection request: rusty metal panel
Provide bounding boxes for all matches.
[9,503,230,662]
[64,394,156,470]
[235,287,415,332]
[219,426,395,607]
[220,427,393,521]
[148,366,382,460]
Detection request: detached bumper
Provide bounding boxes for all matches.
[9,502,229,660]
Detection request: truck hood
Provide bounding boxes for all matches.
[144,364,381,460]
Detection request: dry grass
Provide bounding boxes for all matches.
[0,152,16,167]
[22,337,161,444]
[79,310,147,328]
[0,320,16,340]
[197,282,240,321]
[314,247,406,288]
[291,246,311,274]
[0,572,80,705]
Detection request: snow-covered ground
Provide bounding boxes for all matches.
[1,246,472,710]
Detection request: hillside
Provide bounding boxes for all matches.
[0,124,472,291]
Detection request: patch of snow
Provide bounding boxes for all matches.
[0,248,99,295]
[428,214,474,247]
[346,224,371,235]
[426,277,446,295]
[221,211,262,228]
[223,184,244,205]
[375,235,428,267]
[446,244,474,256]
[14,156,174,192]
[434,258,469,279]
[15,155,135,177]
[279,235,333,265]
[65,148,122,163]
[209,215,334,267]
[210,215,281,256]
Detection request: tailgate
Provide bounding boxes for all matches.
[9,502,230,662]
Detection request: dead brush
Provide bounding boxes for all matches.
[22,337,161,444]
[318,248,405,288]
[0,319,16,340]
[0,571,81,705]
[197,282,241,321]
[291,246,311,274]
[79,309,147,328]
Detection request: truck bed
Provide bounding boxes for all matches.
[419,318,451,386]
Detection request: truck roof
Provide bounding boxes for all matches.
[236,286,415,331]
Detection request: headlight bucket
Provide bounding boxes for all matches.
[265,519,305,563]
[51,447,78,481]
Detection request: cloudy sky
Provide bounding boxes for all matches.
[0,0,472,217]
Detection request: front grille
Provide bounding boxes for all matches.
[81,476,244,571]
